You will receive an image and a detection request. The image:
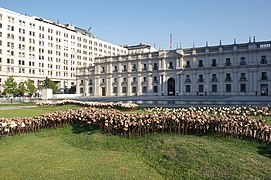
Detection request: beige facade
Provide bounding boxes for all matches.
[0,7,128,92]
[77,39,271,96]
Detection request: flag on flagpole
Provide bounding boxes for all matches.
[170,33,172,49]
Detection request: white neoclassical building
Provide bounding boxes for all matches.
[76,39,271,97]
[0,7,128,93]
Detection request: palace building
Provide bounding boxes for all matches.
[76,39,271,96]
[0,7,128,93]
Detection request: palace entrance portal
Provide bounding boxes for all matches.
[167,78,175,96]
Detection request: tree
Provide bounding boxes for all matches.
[25,79,36,95]
[42,78,58,94]
[69,85,76,94]
[18,82,27,96]
[3,76,18,96]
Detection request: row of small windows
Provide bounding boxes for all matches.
[99,56,268,73]
[185,72,268,83]
[185,84,247,94]
[101,63,166,73]
[186,56,268,68]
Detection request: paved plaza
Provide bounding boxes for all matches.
[74,95,271,107]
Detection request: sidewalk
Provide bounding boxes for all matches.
[0,106,37,110]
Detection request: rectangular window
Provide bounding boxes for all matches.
[122,86,126,94]
[143,64,147,70]
[89,87,93,94]
[198,74,204,82]
[153,86,158,93]
[123,65,127,72]
[169,62,173,69]
[153,63,158,70]
[142,86,147,93]
[132,86,136,94]
[132,64,137,71]
[225,58,231,66]
[198,85,204,93]
[113,87,117,94]
[212,84,217,93]
[185,85,191,93]
[226,84,231,92]
[212,59,217,67]
[225,73,231,81]
[261,72,267,80]
[240,57,246,65]
[211,74,217,82]
[240,84,246,93]
[113,66,117,72]
[186,61,190,68]
[198,60,203,67]
[261,56,267,64]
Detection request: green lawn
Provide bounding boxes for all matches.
[0,103,35,107]
[0,105,80,118]
[0,126,270,179]
[0,105,270,179]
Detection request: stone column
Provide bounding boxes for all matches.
[106,75,112,96]
[218,71,224,95]
[180,73,184,95]
[137,74,142,95]
[94,76,100,96]
[127,74,131,96]
[233,70,238,95]
[117,75,122,96]
[147,73,152,95]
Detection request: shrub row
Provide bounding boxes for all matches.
[1,104,271,144]
[36,100,138,110]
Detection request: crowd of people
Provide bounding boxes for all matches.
[1,101,271,144]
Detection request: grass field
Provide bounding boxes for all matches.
[0,105,80,118]
[0,105,270,179]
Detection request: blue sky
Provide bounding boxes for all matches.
[1,0,270,49]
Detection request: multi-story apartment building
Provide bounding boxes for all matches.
[76,39,271,96]
[0,7,128,93]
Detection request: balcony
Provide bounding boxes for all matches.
[240,61,246,65]
[122,69,127,72]
[198,78,204,82]
[153,67,158,70]
[141,81,147,86]
[185,65,191,68]
[100,82,105,87]
[240,77,247,81]
[142,68,147,71]
[260,60,267,64]
[212,63,217,67]
[121,81,127,86]
[131,68,137,72]
[131,81,136,86]
[168,66,174,70]
[185,79,191,83]
[211,78,218,82]
[112,82,117,87]
[225,62,231,66]
[225,78,232,82]
[261,76,268,81]
[198,64,204,68]
[152,80,158,85]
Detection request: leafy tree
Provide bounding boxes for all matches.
[69,85,76,94]
[25,79,36,95]
[3,76,18,96]
[42,78,58,94]
[18,81,27,96]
